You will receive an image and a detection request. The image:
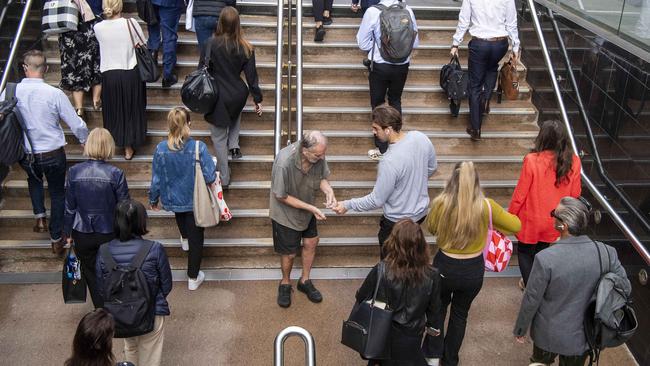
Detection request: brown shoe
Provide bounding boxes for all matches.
[51,238,65,256]
[33,218,48,233]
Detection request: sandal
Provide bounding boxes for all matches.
[124,147,135,160]
[75,108,85,119]
[93,99,102,111]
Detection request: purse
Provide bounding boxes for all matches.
[497,60,519,103]
[136,0,158,26]
[341,262,392,360]
[62,244,87,304]
[126,18,160,83]
[483,199,514,272]
[42,0,79,34]
[181,40,219,114]
[193,141,220,227]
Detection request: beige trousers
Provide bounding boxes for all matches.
[123,315,165,366]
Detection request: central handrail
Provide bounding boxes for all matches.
[274,0,285,156]
[274,326,316,366]
[0,0,33,93]
[0,0,16,33]
[295,0,303,141]
[526,0,650,265]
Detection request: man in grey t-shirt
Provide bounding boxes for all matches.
[269,131,336,308]
[333,105,437,258]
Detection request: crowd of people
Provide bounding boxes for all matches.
[0,0,635,365]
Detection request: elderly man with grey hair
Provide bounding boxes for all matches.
[513,196,630,366]
[269,131,336,308]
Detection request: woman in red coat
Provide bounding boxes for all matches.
[509,120,581,288]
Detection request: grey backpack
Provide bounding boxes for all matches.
[372,2,417,64]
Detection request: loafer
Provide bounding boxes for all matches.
[51,238,65,256]
[466,127,481,141]
[230,148,242,159]
[323,16,333,25]
[314,26,326,42]
[34,218,48,233]
[162,74,178,88]
[297,279,323,303]
[277,284,292,308]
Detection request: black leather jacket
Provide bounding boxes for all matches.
[64,160,129,235]
[355,262,441,335]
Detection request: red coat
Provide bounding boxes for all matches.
[509,151,582,244]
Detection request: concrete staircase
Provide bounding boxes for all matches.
[0,2,539,279]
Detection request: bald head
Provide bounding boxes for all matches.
[301,130,328,164]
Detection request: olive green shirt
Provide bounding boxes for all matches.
[269,142,330,231]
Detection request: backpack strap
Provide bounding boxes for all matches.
[592,239,604,277]
[130,240,154,269]
[99,243,118,270]
[5,82,16,101]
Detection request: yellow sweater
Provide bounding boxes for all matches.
[425,198,522,255]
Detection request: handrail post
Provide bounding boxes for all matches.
[295,0,303,142]
[274,0,285,156]
[274,326,316,366]
[0,0,32,93]
[526,0,650,265]
[286,0,293,147]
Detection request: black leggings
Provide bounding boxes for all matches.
[518,242,550,285]
[312,0,333,22]
[72,230,115,308]
[369,63,409,153]
[174,211,205,278]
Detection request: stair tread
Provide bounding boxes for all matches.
[44,154,526,162]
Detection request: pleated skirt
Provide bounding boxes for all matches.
[101,67,147,147]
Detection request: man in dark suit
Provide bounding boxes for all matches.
[147,0,184,87]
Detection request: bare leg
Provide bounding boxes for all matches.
[91,84,102,109]
[300,237,318,282]
[125,146,134,160]
[72,91,84,110]
[323,10,330,18]
[315,21,323,27]
[281,254,296,285]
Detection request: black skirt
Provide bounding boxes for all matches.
[101,67,147,147]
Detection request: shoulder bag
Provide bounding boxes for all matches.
[341,262,392,360]
[126,18,160,83]
[181,39,219,114]
[193,141,220,227]
[483,198,514,272]
[42,0,79,34]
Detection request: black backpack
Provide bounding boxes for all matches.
[0,83,29,165]
[440,56,469,117]
[100,241,155,338]
[371,2,417,64]
[583,241,637,365]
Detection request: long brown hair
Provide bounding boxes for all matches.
[383,219,431,285]
[214,6,253,57]
[532,120,574,187]
[64,309,115,366]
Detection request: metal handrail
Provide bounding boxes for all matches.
[274,0,285,156]
[274,326,316,366]
[295,0,303,142]
[0,0,16,33]
[0,0,32,93]
[526,0,650,265]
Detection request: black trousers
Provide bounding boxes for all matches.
[367,324,427,366]
[72,230,115,308]
[531,344,588,366]
[422,252,484,366]
[175,211,205,278]
[467,38,508,131]
[518,242,550,285]
[312,0,333,22]
[369,62,409,153]
[378,215,426,259]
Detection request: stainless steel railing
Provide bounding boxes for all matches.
[274,326,316,366]
[295,0,303,142]
[0,0,33,93]
[274,0,285,156]
[0,0,16,33]
[526,0,650,265]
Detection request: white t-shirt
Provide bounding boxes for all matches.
[94,18,145,72]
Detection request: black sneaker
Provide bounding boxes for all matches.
[230,148,242,159]
[297,279,323,303]
[277,284,292,308]
[162,74,178,88]
[314,26,326,42]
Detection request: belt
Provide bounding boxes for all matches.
[27,147,64,158]
[472,36,508,42]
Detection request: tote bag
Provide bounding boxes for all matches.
[181,40,218,113]
[126,18,160,83]
[483,199,513,272]
[62,245,87,304]
[341,262,393,360]
[193,141,220,227]
[42,0,79,34]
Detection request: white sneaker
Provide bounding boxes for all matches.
[188,270,205,291]
[180,236,189,251]
[367,148,383,161]
[425,358,440,366]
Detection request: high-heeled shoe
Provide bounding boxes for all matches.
[93,99,102,111]
[124,147,135,160]
[75,108,85,119]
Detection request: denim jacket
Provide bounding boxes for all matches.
[64,160,130,236]
[149,139,216,212]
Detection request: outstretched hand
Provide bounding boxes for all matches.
[332,201,348,215]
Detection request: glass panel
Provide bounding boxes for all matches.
[620,0,650,48]
[557,0,625,33]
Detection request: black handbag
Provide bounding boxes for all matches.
[62,245,87,304]
[126,18,160,83]
[136,0,158,26]
[341,262,393,360]
[181,40,219,114]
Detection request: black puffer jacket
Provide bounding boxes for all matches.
[96,238,173,316]
[193,0,235,17]
[355,261,441,335]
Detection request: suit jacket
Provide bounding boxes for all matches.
[513,235,629,356]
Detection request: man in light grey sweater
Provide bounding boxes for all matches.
[333,105,437,257]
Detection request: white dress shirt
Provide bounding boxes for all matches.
[356,0,420,65]
[452,0,520,52]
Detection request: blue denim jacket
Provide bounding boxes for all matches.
[149,139,216,212]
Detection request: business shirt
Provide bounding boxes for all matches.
[1,78,88,153]
[356,0,419,65]
[452,0,520,53]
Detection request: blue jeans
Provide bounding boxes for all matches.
[194,15,219,56]
[19,148,67,240]
[147,4,182,79]
[467,38,509,131]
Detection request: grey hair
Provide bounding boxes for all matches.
[300,130,327,150]
[555,196,590,236]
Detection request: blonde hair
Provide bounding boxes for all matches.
[102,0,123,17]
[429,162,485,251]
[167,107,191,151]
[83,128,115,160]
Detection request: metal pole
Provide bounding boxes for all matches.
[286,0,293,146]
[526,0,650,265]
[0,0,16,34]
[0,0,32,93]
[295,0,303,142]
[274,0,285,156]
[274,326,316,366]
